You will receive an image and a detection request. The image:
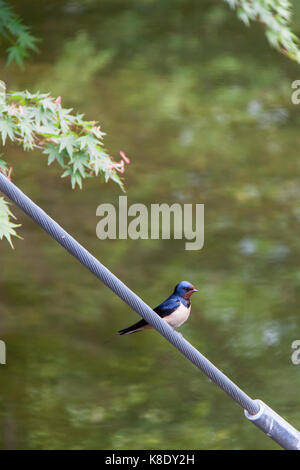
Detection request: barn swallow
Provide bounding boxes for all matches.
[118,281,198,335]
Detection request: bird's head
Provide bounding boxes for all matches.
[174,281,198,299]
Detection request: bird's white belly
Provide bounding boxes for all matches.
[164,303,191,327]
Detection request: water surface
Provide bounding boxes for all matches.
[0,0,300,449]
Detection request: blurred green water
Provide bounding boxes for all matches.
[0,0,300,449]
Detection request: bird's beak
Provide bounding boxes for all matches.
[192,289,198,293]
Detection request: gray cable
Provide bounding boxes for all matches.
[0,171,260,415]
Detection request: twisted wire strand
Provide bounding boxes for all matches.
[0,172,260,415]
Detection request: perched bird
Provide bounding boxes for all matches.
[118,281,198,336]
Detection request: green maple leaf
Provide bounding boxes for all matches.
[43,144,65,167]
[0,197,21,248]
[78,134,99,153]
[58,134,77,158]
[72,152,89,177]
[0,117,15,144]
[17,30,39,53]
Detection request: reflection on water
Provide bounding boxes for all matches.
[0,0,300,449]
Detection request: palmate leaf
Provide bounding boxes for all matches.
[223,0,300,63]
[61,166,83,189]
[78,134,99,153]
[0,196,21,248]
[18,117,35,149]
[0,89,129,247]
[2,90,128,190]
[72,152,90,177]
[17,30,39,53]
[5,17,25,36]
[0,2,15,28]
[40,96,57,113]
[0,116,15,144]
[6,45,29,67]
[34,107,53,127]
[58,107,74,133]
[71,171,83,190]
[0,0,39,67]
[57,134,78,158]
[43,144,66,167]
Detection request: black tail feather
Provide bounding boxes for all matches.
[118,319,148,335]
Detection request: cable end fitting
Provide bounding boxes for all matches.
[245,399,300,450]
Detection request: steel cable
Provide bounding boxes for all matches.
[0,172,260,415]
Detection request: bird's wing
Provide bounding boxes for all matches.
[118,296,181,335]
[153,296,181,318]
